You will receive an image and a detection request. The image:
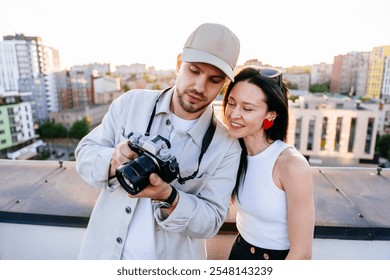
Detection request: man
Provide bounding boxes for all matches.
[75,23,241,259]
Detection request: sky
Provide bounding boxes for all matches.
[0,0,389,71]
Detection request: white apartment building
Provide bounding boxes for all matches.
[311,63,332,85]
[42,46,61,113]
[0,40,31,92]
[115,63,146,80]
[93,75,122,104]
[0,91,35,157]
[70,63,110,77]
[382,56,390,101]
[288,95,379,166]
[284,72,310,91]
[359,100,390,135]
[0,34,61,124]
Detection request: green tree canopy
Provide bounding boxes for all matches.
[309,82,330,93]
[376,134,390,161]
[69,118,90,140]
[38,122,68,138]
[286,80,298,90]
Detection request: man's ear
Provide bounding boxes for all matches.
[176,53,183,72]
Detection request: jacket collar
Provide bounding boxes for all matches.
[155,87,214,149]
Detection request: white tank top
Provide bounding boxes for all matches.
[236,140,291,250]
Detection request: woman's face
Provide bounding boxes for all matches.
[225,81,271,139]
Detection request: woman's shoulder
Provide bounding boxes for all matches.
[274,145,312,191]
[276,145,311,174]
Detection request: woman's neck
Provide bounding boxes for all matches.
[243,132,273,156]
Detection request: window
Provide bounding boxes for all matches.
[307,116,316,151]
[295,117,302,149]
[320,117,328,150]
[348,118,356,153]
[334,117,343,152]
[365,118,375,154]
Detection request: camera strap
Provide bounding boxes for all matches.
[145,87,172,137]
[145,87,216,184]
[177,114,216,184]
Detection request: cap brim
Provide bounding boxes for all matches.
[182,48,234,82]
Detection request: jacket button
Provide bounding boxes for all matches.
[116,237,122,244]
[263,253,270,260]
[250,247,256,254]
[125,207,131,214]
[166,119,171,125]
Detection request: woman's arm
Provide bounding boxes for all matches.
[276,149,315,260]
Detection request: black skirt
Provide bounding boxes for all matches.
[228,234,289,260]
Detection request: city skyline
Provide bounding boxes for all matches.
[1,0,389,71]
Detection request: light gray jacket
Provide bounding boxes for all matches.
[75,88,240,259]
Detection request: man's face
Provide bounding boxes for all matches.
[173,60,227,119]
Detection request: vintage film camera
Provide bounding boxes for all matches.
[116,132,179,195]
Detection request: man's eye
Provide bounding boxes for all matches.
[189,66,199,73]
[210,78,223,84]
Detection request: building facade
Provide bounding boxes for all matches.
[284,72,310,91]
[288,95,379,166]
[49,104,110,130]
[57,63,111,109]
[366,46,390,99]
[0,34,60,124]
[0,91,35,158]
[93,75,122,104]
[311,63,332,85]
[330,52,370,97]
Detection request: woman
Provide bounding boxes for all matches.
[222,66,315,260]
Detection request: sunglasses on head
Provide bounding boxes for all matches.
[257,67,283,88]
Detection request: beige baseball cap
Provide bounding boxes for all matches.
[182,23,240,81]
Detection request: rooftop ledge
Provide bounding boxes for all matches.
[1,159,390,241]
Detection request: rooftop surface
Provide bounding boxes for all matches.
[0,159,390,259]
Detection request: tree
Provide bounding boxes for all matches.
[376,134,390,161]
[286,80,298,90]
[289,95,300,102]
[38,122,68,138]
[69,118,90,140]
[123,84,130,92]
[309,82,330,93]
[152,83,162,90]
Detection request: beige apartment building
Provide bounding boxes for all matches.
[288,95,379,166]
[214,94,379,166]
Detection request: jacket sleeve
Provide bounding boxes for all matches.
[154,138,240,239]
[75,96,124,189]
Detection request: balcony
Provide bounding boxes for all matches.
[0,159,389,260]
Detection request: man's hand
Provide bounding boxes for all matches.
[109,140,138,177]
[129,173,179,213]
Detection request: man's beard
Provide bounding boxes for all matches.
[176,88,209,113]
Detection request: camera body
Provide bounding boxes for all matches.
[116,132,179,195]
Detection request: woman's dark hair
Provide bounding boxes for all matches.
[222,66,290,199]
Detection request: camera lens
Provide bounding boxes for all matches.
[116,155,158,195]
